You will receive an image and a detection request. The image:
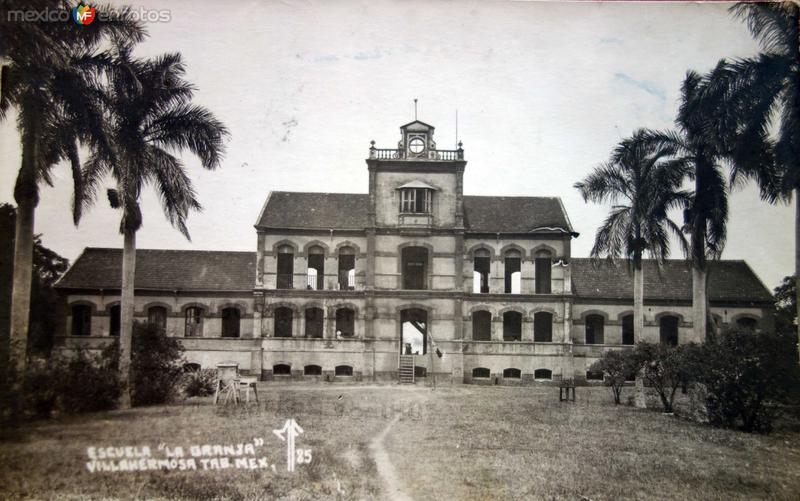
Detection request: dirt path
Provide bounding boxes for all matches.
[369,413,414,501]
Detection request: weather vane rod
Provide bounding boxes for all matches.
[414,98,418,120]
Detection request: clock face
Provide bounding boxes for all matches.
[408,137,426,154]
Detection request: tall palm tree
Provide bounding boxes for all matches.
[0,1,144,388]
[701,2,798,339]
[575,130,689,343]
[82,43,228,407]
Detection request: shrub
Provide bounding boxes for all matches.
[634,342,700,413]
[589,349,639,404]
[183,368,217,397]
[698,328,800,433]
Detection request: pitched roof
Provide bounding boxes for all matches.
[570,258,773,304]
[55,248,256,291]
[255,191,574,233]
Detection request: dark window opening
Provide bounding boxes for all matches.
[400,188,432,214]
[472,367,490,378]
[183,363,201,372]
[277,245,294,289]
[304,364,322,376]
[147,306,167,332]
[414,366,427,378]
[473,251,491,294]
[335,365,353,376]
[273,364,291,376]
[274,307,293,338]
[503,368,521,379]
[338,247,356,290]
[221,307,241,338]
[534,368,552,380]
[504,251,521,294]
[185,306,204,337]
[503,311,522,341]
[71,305,92,336]
[335,308,355,337]
[402,247,428,290]
[109,305,120,337]
[472,311,492,341]
[401,308,427,355]
[622,314,634,345]
[307,246,324,290]
[534,312,553,342]
[659,315,679,346]
[736,317,758,331]
[585,314,604,345]
[305,308,324,338]
[535,256,552,294]
[586,370,604,381]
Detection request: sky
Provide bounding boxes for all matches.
[0,0,793,290]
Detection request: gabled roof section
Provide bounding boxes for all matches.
[570,258,773,304]
[397,180,438,190]
[255,191,369,230]
[400,120,434,131]
[463,196,575,234]
[55,248,256,292]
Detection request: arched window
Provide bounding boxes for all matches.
[534,368,552,380]
[338,246,356,290]
[534,249,552,294]
[534,312,553,342]
[585,314,604,344]
[71,304,92,336]
[185,306,204,337]
[473,248,491,293]
[401,247,428,290]
[109,305,120,337]
[147,306,167,332]
[472,367,490,378]
[622,314,634,345]
[503,368,521,379]
[304,308,324,338]
[274,307,293,338]
[221,307,241,338]
[277,245,294,289]
[504,249,521,294]
[307,245,324,290]
[335,365,353,376]
[472,310,492,341]
[503,311,522,341]
[401,308,427,355]
[273,363,291,376]
[736,316,758,331]
[335,308,355,337]
[659,315,679,346]
[304,364,322,376]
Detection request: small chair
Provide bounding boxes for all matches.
[559,378,576,402]
[239,376,259,404]
[214,363,240,405]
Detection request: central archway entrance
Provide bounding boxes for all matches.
[400,308,427,355]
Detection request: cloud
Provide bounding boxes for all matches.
[599,37,623,45]
[613,72,666,101]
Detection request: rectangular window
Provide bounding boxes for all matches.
[535,257,552,294]
[474,256,491,293]
[504,258,521,294]
[400,189,431,214]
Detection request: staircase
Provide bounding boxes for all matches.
[399,355,415,384]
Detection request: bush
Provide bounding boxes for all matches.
[104,322,185,406]
[182,368,217,397]
[698,328,800,433]
[589,350,639,404]
[634,342,700,413]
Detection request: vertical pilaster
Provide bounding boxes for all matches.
[253,291,264,338]
[256,232,265,287]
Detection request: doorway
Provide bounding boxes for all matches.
[400,308,427,355]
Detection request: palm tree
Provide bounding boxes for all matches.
[701,2,798,339]
[0,1,144,389]
[82,43,228,407]
[575,130,688,343]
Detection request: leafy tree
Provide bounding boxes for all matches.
[634,342,699,413]
[773,275,797,335]
[575,130,688,342]
[698,328,800,433]
[589,349,639,405]
[82,42,228,408]
[0,1,144,401]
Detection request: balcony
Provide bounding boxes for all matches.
[369,145,464,161]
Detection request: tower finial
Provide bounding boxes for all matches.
[414,98,418,120]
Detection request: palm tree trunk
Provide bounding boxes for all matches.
[795,188,800,363]
[118,228,136,409]
[692,266,707,342]
[8,196,34,380]
[633,250,644,341]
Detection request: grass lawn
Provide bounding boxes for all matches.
[1,384,798,500]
